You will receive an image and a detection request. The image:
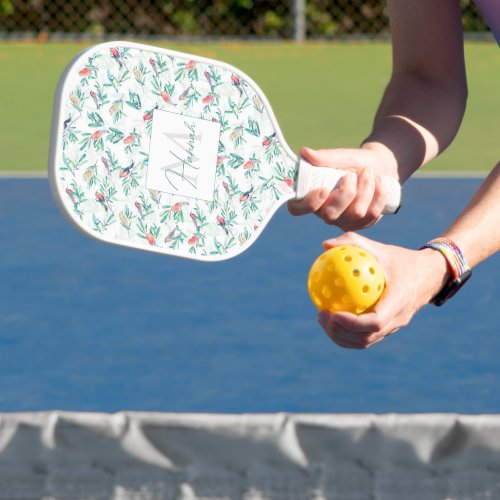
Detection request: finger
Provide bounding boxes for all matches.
[363,176,387,222]
[330,311,385,335]
[319,309,395,348]
[342,177,387,231]
[320,323,366,349]
[332,298,402,340]
[327,325,383,349]
[347,167,376,219]
[300,147,371,171]
[322,232,388,266]
[330,168,378,230]
[331,317,392,349]
[316,172,357,223]
[288,188,330,216]
[319,311,374,349]
[330,336,365,349]
[322,231,369,250]
[339,216,382,233]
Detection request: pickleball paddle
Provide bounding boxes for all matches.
[49,41,401,261]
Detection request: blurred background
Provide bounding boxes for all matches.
[0,1,497,175]
[0,0,492,41]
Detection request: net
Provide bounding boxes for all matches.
[1,412,500,499]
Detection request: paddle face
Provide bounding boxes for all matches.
[49,41,298,261]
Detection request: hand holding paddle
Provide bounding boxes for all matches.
[289,145,400,231]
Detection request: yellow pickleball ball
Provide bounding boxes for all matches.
[308,245,385,314]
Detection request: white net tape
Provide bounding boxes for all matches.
[0,412,500,499]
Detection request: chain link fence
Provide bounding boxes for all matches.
[0,0,491,40]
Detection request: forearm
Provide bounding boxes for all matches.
[363,73,467,182]
[441,162,500,267]
[411,163,500,308]
[361,0,467,182]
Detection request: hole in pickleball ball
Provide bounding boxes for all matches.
[352,269,360,277]
[327,264,335,272]
[313,271,321,282]
[322,286,332,299]
[359,251,367,257]
[334,277,344,287]
[342,295,351,304]
[344,256,352,262]
[369,267,375,275]
[313,294,322,308]
[356,306,366,314]
[362,285,369,293]
[378,284,382,291]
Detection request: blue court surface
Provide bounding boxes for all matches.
[0,176,498,413]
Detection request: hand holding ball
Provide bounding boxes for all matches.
[308,245,385,314]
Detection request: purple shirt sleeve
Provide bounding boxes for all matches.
[473,0,500,45]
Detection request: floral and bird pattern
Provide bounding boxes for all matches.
[54,43,297,259]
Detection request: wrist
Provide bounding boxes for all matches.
[360,141,399,179]
[418,247,452,302]
[420,238,472,306]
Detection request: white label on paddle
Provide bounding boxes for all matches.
[146,110,220,201]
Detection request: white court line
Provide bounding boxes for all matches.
[414,170,487,178]
[0,170,489,179]
[0,171,48,178]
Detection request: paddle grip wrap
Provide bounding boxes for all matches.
[295,159,402,214]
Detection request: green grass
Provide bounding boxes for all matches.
[0,40,497,172]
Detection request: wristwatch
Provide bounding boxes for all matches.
[421,238,472,306]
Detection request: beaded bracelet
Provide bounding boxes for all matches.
[420,237,472,306]
[421,238,470,278]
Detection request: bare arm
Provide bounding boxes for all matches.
[289,0,468,226]
[442,162,500,267]
[304,0,499,347]
[364,0,469,181]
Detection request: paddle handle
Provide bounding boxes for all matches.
[295,159,401,214]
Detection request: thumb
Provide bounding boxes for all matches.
[300,147,368,171]
[322,231,372,251]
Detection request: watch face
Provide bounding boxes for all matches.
[432,269,472,306]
